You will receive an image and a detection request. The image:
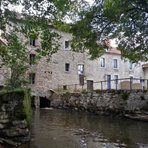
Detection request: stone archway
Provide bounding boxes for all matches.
[40,97,51,108]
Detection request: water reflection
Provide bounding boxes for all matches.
[28,109,148,148]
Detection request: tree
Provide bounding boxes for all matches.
[0,34,28,88]
[71,0,148,62]
[0,0,89,88]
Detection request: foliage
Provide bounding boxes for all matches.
[70,8,105,59]
[0,0,82,88]
[53,21,71,33]
[121,92,130,100]
[1,0,147,63]
[0,0,91,88]
[0,33,28,88]
[23,88,32,125]
[0,88,32,125]
[20,17,60,58]
[71,0,148,62]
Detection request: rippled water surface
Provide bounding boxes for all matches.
[22,109,148,148]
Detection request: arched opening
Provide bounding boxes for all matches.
[40,97,50,108]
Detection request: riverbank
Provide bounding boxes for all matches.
[0,89,31,147]
[50,90,148,121]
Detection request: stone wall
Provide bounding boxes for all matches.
[0,89,31,147]
[50,90,148,116]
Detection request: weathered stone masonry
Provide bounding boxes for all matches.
[50,90,148,116]
[0,90,31,146]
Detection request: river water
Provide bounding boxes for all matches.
[17,109,148,148]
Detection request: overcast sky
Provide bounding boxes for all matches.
[85,0,94,5]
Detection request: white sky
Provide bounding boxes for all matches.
[85,0,94,5]
[8,0,94,12]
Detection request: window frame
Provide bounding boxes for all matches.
[65,63,70,72]
[114,75,118,84]
[65,40,69,49]
[129,61,133,70]
[100,57,105,67]
[113,59,118,69]
[30,38,36,46]
[78,64,84,75]
[29,73,36,84]
[29,54,36,65]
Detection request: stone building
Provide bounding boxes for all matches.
[0,24,147,99]
[26,31,146,97]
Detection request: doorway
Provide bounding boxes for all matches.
[106,75,111,90]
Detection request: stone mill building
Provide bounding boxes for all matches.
[26,31,146,96]
[0,21,148,108]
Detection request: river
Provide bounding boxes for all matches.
[10,109,148,148]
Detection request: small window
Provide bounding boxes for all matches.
[129,62,133,70]
[30,38,36,46]
[140,78,144,84]
[114,75,118,84]
[65,41,69,49]
[113,59,118,68]
[78,64,84,75]
[29,73,35,84]
[80,46,84,53]
[29,54,36,65]
[100,57,105,67]
[65,63,70,72]
[63,85,67,90]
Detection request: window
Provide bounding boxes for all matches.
[113,59,118,68]
[65,63,70,72]
[29,73,35,84]
[100,57,105,67]
[114,75,118,84]
[129,62,133,70]
[80,45,84,53]
[129,76,133,83]
[30,38,36,46]
[29,54,35,65]
[65,41,69,49]
[63,85,67,90]
[78,64,84,75]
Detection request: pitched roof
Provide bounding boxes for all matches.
[106,47,121,55]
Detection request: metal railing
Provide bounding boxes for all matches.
[57,78,148,92]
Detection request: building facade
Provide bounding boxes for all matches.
[0,28,147,97]
[25,31,146,97]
